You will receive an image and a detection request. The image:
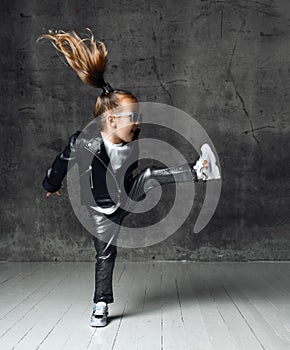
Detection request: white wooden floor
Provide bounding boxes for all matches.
[0,261,289,350]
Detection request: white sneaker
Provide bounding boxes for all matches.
[193,143,221,181]
[89,301,108,327]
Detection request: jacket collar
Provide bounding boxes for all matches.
[83,132,110,165]
[82,119,141,165]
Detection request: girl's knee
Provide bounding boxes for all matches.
[95,246,117,264]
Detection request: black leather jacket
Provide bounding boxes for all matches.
[42,120,140,208]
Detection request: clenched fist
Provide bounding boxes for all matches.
[46,191,61,198]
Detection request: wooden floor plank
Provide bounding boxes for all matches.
[10,263,89,350]
[255,263,290,298]
[0,262,38,274]
[0,263,41,287]
[127,261,163,350]
[202,263,264,350]
[25,264,93,350]
[0,263,71,318]
[159,261,190,350]
[174,261,214,350]
[0,263,81,349]
[190,263,240,350]
[234,264,290,341]
[0,262,289,350]
[250,263,290,335]
[272,263,290,279]
[0,263,76,331]
[111,261,162,350]
[219,263,290,350]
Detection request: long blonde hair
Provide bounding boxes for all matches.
[38,28,137,117]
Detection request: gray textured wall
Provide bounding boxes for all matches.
[1,0,290,261]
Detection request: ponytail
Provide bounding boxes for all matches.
[38,28,137,117]
[38,28,108,89]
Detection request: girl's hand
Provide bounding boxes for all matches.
[46,191,61,198]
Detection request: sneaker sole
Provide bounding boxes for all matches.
[201,143,221,180]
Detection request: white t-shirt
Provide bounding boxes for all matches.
[90,132,135,215]
[101,132,135,173]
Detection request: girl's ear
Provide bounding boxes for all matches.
[107,114,116,128]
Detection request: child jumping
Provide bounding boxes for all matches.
[39,29,221,327]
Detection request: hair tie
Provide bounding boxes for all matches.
[102,82,114,95]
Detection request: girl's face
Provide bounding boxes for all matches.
[104,97,140,144]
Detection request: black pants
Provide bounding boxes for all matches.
[88,163,197,304]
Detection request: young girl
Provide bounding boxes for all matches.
[39,29,221,327]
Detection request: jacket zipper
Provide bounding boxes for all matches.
[90,170,94,189]
[84,165,94,189]
[84,146,121,202]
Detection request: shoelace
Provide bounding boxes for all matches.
[94,306,108,315]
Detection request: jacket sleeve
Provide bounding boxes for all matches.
[42,131,81,193]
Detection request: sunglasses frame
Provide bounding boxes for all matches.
[111,111,142,123]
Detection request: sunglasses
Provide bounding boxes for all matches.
[112,111,142,123]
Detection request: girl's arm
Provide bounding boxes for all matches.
[42,131,81,193]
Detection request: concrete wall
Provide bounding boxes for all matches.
[1,0,290,261]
